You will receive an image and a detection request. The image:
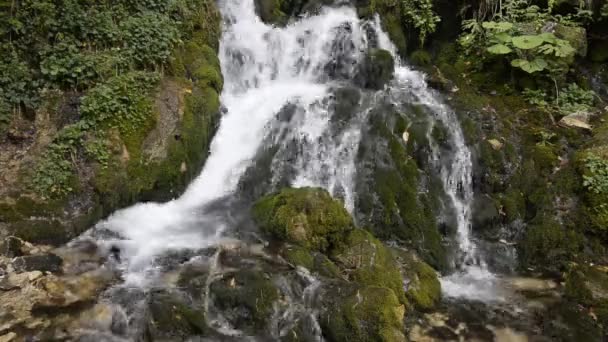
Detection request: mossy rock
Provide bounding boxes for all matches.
[391,248,441,311]
[357,108,446,270]
[283,245,341,278]
[252,187,354,252]
[518,219,584,273]
[209,269,279,331]
[355,49,395,90]
[320,284,406,342]
[147,290,207,340]
[332,229,407,304]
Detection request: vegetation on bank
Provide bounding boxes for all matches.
[0,0,222,243]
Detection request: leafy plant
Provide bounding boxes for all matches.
[558,83,595,114]
[401,0,441,46]
[583,154,608,195]
[80,72,160,133]
[522,88,549,109]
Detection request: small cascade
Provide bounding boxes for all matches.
[78,1,504,339]
[370,21,500,301]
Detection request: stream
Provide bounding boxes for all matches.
[57,0,559,340]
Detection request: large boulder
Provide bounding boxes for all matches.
[319,284,406,342]
[252,187,354,252]
[208,269,279,332]
[332,229,407,304]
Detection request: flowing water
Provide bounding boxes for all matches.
[83,0,509,338]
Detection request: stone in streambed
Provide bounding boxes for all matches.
[391,248,441,311]
[12,253,63,274]
[319,283,406,342]
[332,229,407,304]
[147,290,206,340]
[208,269,279,332]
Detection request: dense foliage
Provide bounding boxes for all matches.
[458,0,599,115]
[0,0,214,197]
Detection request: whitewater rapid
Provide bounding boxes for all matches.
[90,0,498,300]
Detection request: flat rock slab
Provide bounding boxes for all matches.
[12,254,63,274]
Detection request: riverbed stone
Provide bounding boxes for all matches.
[208,269,279,332]
[12,253,63,274]
[319,283,406,342]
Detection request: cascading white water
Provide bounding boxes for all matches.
[371,20,500,301]
[93,0,370,285]
[90,0,498,301]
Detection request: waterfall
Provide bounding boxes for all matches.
[89,0,497,300]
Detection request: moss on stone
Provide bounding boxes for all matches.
[148,291,206,339]
[209,269,279,331]
[361,111,446,270]
[518,219,584,272]
[406,260,441,311]
[252,187,354,252]
[332,229,407,304]
[320,285,406,342]
[284,245,316,270]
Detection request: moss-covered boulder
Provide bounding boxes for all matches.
[355,105,447,270]
[252,187,354,252]
[355,49,395,90]
[332,229,407,304]
[283,245,341,278]
[209,269,279,332]
[320,284,406,342]
[392,248,441,311]
[147,290,207,340]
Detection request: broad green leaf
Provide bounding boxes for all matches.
[511,58,547,73]
[487,44,512,54]
[512,35,544,50]
[493,32,513,43]
[538,32,557,43]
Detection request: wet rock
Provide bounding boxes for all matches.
[147,290,206,340]
[319,283,406,341]
[427,66,451,91]
[558,112,592,130]
[208,269,279,332]
[12,253,63,274]
[391,249,442,311]
[332,229,407,304]
[0,237,24,258]
[331,87,361,124]
[33,270,113,309]
[354,48,395,90]
[487,138,504,151]
[0,332,16,342]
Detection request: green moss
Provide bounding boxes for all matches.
[320,285,406,342]
[209,269,279,331]
[361,108,446,270]
[406,260,441,311]
[284,246,315,270]
[518,219,584,272]
[148,292,206,338]
[500,189,526,222]
[409,50,432,67]
[565,268,594,305]
[252,187,354,252]
[332,229,407,304]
